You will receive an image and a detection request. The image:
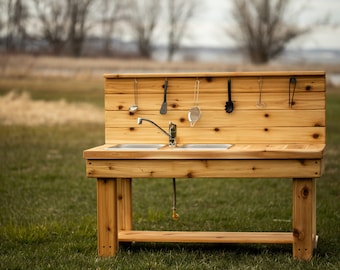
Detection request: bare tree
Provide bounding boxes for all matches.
[33,0,70,55]
[67,0,94,57]
[99,0,126,56]
[33,0,94,56]
[127,0,161,58]
[4,0,29,52]
[167,0,198,61]
[0,1,4,36]
[228,0,308,64]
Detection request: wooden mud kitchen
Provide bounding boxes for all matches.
[83,71,326,260]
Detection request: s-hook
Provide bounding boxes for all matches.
[288,77,297,108]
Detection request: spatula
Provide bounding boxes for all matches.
[160,79,168,114]
[225,79,234,113]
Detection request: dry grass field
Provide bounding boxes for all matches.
[0,91,103,126]
[2,54,340,77]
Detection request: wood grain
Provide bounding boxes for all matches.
[119,231,293,244]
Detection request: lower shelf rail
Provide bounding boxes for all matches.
[118,231,294,244]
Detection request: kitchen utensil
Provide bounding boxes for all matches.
[225,79,234,113]
[129,79,138,113]
[160,79,168,114]
[288,77,297,108]
[188,79,201,127]
[256,76,266,108]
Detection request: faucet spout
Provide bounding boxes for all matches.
[137,117,177,147]
[137,117,143,125]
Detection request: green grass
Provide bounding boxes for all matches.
[0,83,339,269]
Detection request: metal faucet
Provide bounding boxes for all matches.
[137,117,177,147]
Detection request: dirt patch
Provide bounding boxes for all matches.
[0,91,104,126]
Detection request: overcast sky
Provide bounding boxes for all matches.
[180,0,340,49]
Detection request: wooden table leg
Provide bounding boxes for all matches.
[292,178,316,260]
[117,178,133,231]
[97,178,118,257]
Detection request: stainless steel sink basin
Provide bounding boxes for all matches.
[106,144,165,150]
[178,144,232,150]
[106,143,232,150]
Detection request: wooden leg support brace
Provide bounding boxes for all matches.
[292,178,317,260]
[97,178,118,257]
[95,177,318,260]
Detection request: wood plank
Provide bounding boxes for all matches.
[105,110,325,128]
[105,92,325,111]
[292,178,316,260]
[86,159,322,178]
[104,71,325,79]
[97,178,118,256]
[118,231,293,244]
[312,179,317,250]
[105,127,325,144]
[105,76,325,94]
[117,178,133,231]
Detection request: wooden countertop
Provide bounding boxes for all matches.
[83,144,325,160]
[104,71,325,79]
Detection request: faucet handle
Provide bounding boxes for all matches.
[169,122,177,147]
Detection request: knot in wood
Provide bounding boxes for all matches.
[293,228,305,240]
[299,160,306,166]
[301,186,309,198]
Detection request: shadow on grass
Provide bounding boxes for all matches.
[120,241,292,256]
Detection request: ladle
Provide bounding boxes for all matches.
[129,79,138,113]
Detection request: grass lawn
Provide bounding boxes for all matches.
[0,65,339,269]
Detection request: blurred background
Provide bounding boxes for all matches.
[0,0,339,72]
